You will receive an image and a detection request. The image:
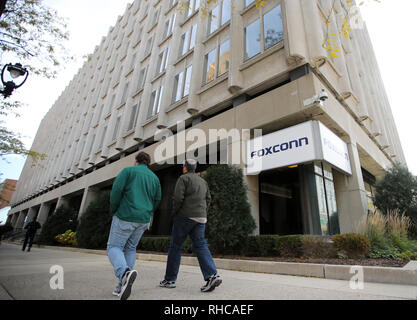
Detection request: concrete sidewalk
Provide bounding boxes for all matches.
[1,243,416,300]
[7,241,416,286]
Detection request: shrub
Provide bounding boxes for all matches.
[301,235,337,259]
[332,233,370,259]
[38,205,78,245]
[0,222,13,239]
[274,235,303,258]
[358,210,388,250]
[137,236,196,254]
[76,191,112,249]
[203,165,256,254]
[243,235,280,257]
[55,230,78,247]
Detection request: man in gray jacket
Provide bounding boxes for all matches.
[159,159,222,292]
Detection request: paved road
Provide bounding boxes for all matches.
[0,243,416,300]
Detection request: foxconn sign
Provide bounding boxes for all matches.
[247,121,352,175]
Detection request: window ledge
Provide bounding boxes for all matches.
[165,3,178,16]
[174,48,194,66]
[123,129,135,138]
[141,52,151,63]
[203,21,230,45]
[132,88,144,98]
[151,70,166,84]
[142,114,158,126]
[197,73,228,95]
[159,32,173,47]
[240,2,257,16]
[180,10,198,27]
[148,23,158,34]
[239,42,284,72]
[167,96,188,113]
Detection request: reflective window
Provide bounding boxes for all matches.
[263,5,284,50]
[204,49,216,83]
[218,40,230,76]
[245,19,261,60]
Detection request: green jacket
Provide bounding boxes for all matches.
[110,164,162,223]
[172,172,211,218]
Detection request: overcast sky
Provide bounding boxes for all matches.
[0,0,416,223]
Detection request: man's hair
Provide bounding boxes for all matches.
[135,151,151,166]
[184,159,197,173]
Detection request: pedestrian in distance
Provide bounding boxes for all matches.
[22,217,41,252]
[160,159,222,292]
[107,151,162,300]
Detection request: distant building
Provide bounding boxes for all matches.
[0,179,17,210]
[8,0,405,236]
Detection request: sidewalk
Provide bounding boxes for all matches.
[6,241,417,286]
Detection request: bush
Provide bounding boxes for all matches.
[76,191,112,249]
[0,222,13,239]
[274,235,303,258]
[55,230,78,247]
[243,235,280,257]
[332,233,370,259]
[203,165,256,254]
[301,235,337,259]
[137,236,196,254]
[38,206,78,245]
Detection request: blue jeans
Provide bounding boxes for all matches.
[164,216,217,282]
[107,215,149,288]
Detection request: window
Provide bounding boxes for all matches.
[203,49,216,84]
[151,8,160,27]
[263,5,284,50]
[137,66,148,91]
[99,126,107,150]
[186,0,200,17]
[168,0,177,9]
[244,19,260,60]
[108,94,116,114]
[172,65,192,103]
[147,86,164,119]
[179,24,197,57]
[156,47,170,76]
[203,40,229,84]
[244,4,284,60]
[127,102,140,131]
[121,82,130,105]
[112,116,121,141]
[208,0,231,35]
[129,52,137,72]
[144,37,153,57]
[245,0,255,7]
[218,40,230,76]
[87,134,96,156]
[163,13,176,39]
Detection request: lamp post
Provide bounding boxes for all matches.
[0,63,29,98]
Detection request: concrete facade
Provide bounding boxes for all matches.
[8,0,405,235]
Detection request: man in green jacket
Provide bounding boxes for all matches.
[159,159,222,292]
[107,151,161,300]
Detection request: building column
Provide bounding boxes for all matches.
[26,207,38,223]
[15,211,27,230]
[78,187,100,219]
[37,203,51,227]
[333,142,368,233]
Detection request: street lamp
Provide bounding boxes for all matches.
[0,63,29,98]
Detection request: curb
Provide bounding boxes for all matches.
[5,241,417,286]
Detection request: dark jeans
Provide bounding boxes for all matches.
[164,216,217,282]
[22,232,36,250]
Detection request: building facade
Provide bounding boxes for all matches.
[8,0,405,236]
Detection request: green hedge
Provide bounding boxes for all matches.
[137,237,194,254]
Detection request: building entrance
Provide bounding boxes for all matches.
[259,166,303,235]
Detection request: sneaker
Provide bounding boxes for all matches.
[112,286,121,297]
[159,279,176,288]
[201,274,222,292]
[120,269,138,300]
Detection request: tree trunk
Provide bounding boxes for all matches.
[0,0,7,19]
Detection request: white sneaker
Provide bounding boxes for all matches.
[201,274,222,292]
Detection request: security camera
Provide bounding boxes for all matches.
[303,89,329,108]
[317,89,328,101]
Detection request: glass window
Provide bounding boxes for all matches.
[99,126,107,149]
[245,0,255,7]
[263,5,284,50]
[173,71,184,103]
[183,65,192,97]
[88,134,96,155]
[221,0,231,26]
[189,24,197,50]
[315,174,329,236]
[137,66,147,90]
[127,103,139,131]
[112,116,121,141]
[204,49,216,83]
[121,83,130,104]
[148,90,157,118]
[145,37,153,56]
[245,19,260,60]
[208,6,219,34]
[218,40,230,76]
